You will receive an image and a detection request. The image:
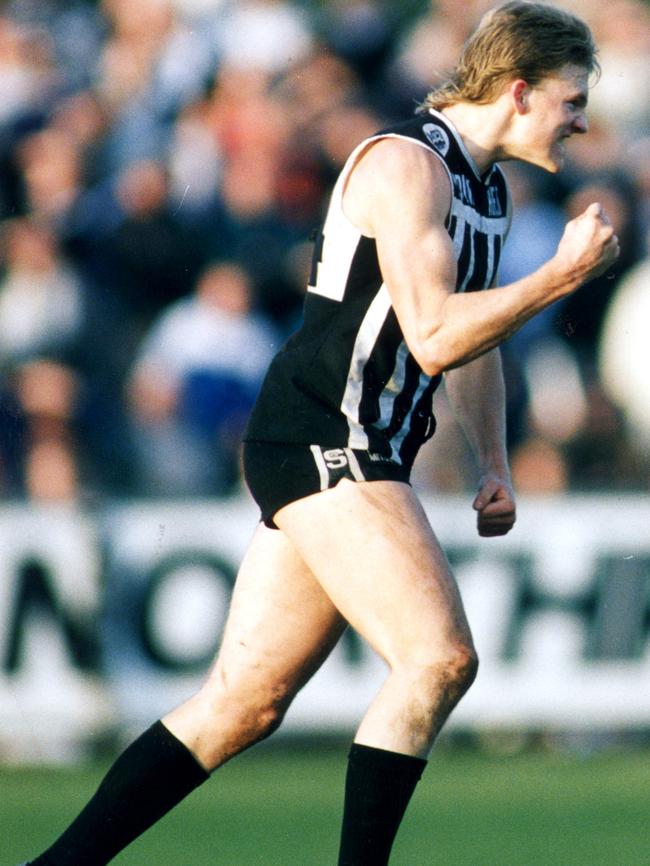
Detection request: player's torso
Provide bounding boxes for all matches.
[245,111,510,466]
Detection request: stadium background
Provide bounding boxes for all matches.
[0,0,649,863]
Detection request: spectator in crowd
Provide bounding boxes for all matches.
[93,0,216,172]
[12,359,81,502]
[100,157,203,328]
[509,435,569,495]
[564,379,648,491]
[211,0,313,75]
[166,90,224,217]
[17,126,85,227]
[176,59,333,331]
[599,244,650,460]
[0,218,84,366]
[4,0,104,93]
[623,137,650,234]
[0,216,129,498]
[49,89,114,187]
[558,171,645,369]
[0,12,61,130]
[586,0,650,142]
[390,0,493,107]
[127,260,278,495]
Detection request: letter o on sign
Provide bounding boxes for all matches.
[140,550,236,673]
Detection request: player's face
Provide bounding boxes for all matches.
[519,64,589,172]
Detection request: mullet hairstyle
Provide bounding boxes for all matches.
[419,1,599,112]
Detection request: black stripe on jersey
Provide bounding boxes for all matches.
[382,351,423,439]
[397,376,441,465]
[356,307,403,428]
[308,227,325,288]
[343,236,382,309]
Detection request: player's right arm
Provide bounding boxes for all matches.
[343,137,619,377]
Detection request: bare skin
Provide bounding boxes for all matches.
[166,63,618,771]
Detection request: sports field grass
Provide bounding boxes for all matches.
[2,740,648,865]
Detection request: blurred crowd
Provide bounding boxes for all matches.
[0,0,648,504]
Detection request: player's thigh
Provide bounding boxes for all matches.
[208,522,346,700]
[274,479,473,669]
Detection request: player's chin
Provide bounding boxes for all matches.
[537,156,563,174]
[547,143,568,172]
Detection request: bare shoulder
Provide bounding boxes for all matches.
[343,136,452,237]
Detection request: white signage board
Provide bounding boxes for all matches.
[0,494,648,760]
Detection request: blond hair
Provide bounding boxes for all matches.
[420,1,599,112]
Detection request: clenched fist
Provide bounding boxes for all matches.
[554,201,620,288]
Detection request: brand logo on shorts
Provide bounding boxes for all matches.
[310,445,366,489]
[322,448,348,469]
[422,123,450,156]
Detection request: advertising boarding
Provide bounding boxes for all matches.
[1,494,649,761]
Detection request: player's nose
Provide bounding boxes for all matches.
[572,112,588,134]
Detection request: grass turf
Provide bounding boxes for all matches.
[2,740,648,865]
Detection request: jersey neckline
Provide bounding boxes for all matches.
[428,108,497,185]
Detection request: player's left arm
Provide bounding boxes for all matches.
[443,347,516,537]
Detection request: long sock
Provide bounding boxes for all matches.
[337,743,427,866]
[30,720,209,866]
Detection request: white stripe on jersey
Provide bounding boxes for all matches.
[450,198,509,236]
[342,283,393,449]
[310,445,330,490]
[451,216,466,261]
[309,211,361,302]
[486,232,497,288]
[344,448,366,481]
[376,339,409,436]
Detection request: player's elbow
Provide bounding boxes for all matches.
[417,355,447,378]
[411,315,487,376]
[410,332,456,377]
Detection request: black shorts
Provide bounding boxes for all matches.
[242,440,412,529]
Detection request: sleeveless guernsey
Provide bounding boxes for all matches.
[244,110,511,471]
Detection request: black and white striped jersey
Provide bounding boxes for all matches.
[245,110,511,469]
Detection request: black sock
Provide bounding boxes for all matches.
[30,721,209,866]
[338,743,427,866]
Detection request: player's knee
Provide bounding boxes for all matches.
[408,641,478,707]
[193,675,294,749]
[444,642,479,697]
[236,679,296,743]
[254,686,293,740]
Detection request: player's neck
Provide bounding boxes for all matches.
[441,101,512,175]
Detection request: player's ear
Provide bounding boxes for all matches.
[511,79,531,115]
